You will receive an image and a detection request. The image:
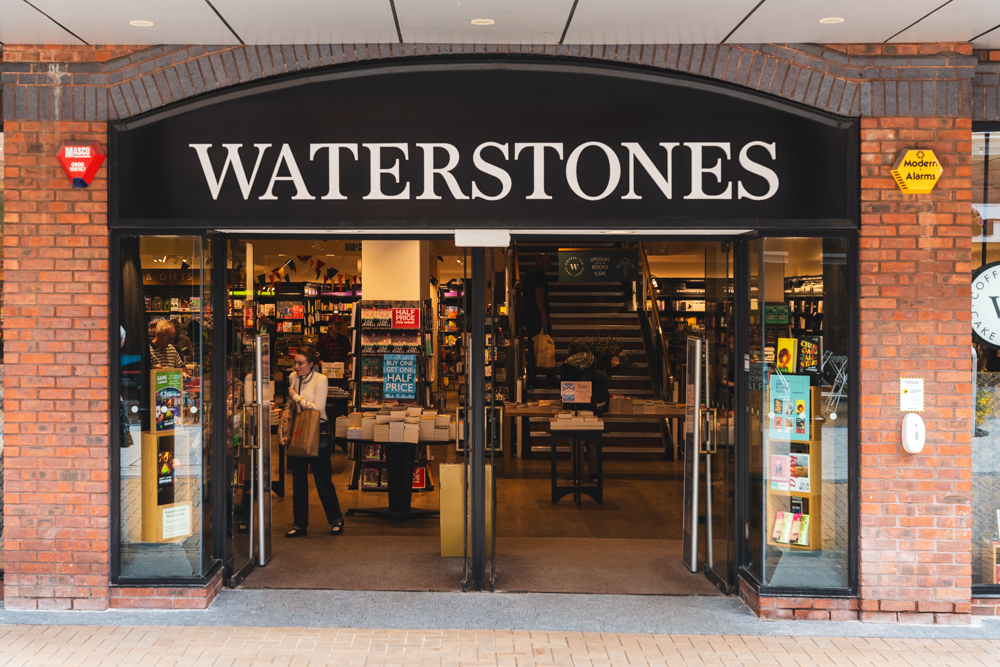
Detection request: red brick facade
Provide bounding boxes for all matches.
[2,119,111,610]
[0,40,988,620]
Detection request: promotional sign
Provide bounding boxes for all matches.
[56,141,106,188]
[558,250,640,282]
[972,261,1000,349]
[392,307,421,329]
[111,59,858,230]
[383,354,417,400]
[768,373,811,442]
[156,435,176,505]
[560,381,593,404]
[891,149,943,194]
[152,369,183,432]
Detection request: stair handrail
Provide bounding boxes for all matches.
[638,243,675,401]
[509,246,524,398]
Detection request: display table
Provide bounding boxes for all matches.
[345,441,439,524]
[550,428,604,506]
[500,403,686,477]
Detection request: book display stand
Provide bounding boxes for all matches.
[765,385,825,551]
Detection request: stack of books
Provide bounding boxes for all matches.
[549,411,604,431]
[335,416,350,439]
[389,422,405,442]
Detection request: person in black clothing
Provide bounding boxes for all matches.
[521,253,556,388]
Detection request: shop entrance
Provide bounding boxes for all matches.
[216,232,739,596]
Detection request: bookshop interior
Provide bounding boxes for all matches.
[115,233,851,595]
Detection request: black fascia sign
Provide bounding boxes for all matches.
[110,57,859,230]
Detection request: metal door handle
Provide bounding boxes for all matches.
[243,403,260,448]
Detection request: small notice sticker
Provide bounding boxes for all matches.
[900,377,924,412]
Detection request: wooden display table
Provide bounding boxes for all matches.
[500,403,687,477]
[550,427,604,506]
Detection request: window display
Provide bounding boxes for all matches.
[748,237,852,590]
[115,236,215,580]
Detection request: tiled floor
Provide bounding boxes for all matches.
[2,625,1000,666]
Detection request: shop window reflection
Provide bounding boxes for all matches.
[754,237,851,589]
[116,236,214,580]
[972,131,1000,587]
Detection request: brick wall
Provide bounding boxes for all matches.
[859,115,973,624]
[2,119,111,610]
[109,568,222,609]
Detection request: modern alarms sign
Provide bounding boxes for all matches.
[111,59,859,230]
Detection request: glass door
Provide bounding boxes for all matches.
[703,242,735,592]
[226,239,273,585]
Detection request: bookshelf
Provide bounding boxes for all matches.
[765,385,825,551]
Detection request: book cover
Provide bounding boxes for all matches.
[769,454,789,491]
[788,513,802,544]
[789,453,810,493]
[776,338,797,373]
[151,297,163,311]
[778,512,793,543]
[796,515,811,546]
[772,511,785,541]
[169,297,180,311]
[798,337,820,373]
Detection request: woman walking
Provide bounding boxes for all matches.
[285,345,345,537]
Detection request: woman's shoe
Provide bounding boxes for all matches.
[285,527,307,538]
[330,519,345,536]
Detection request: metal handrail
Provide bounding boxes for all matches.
[639,243,675,397]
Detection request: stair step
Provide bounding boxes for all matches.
[550,312,636,319]
[529,431,664,439]
[529,446,665,454]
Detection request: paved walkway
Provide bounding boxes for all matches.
[2,625,1000,666]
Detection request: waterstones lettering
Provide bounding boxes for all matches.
[188,141,780,203]
[111,60,858,228]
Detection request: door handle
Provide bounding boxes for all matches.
[243,403,260,449]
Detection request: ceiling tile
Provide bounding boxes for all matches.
[394,0,573,45]
[727,0,947,44]
[25,0,239,45]
[565,0,761,44]
[0,0,84,44]
[888,0,1000,47]
[211,0,399,45]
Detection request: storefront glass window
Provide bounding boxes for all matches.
[115,236,215,580]
[972,130,1000,587]
[750,237,851,589]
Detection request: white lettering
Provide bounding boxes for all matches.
[260,144,315,200]
[471,142,512,201]
[416,143,468,200]
[737,141,779,201]
[684,142,732,200]
[566,142,621,201]
[363,143,410,200]
[189,143,271,200]
[514,142,564,200]
[309,143,359,200]
[621,142,679,200]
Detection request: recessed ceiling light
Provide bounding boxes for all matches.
[129,20,154,27]
[471,18,495,25]
[818,17,844,24]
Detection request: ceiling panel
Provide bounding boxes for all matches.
[565,0,761,45]
[889,0,1000,47]
[727,0,948,45]
[24,0,239,45]
[394,0,573,45]
[0,0,83,44]
[212,0,399,45]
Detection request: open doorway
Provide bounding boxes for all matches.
[492,239,735,595]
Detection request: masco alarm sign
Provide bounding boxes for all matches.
[56,142,106,188]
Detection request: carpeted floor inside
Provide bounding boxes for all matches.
[241,535,722,596]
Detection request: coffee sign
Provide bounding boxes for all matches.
[974,261,1000,349]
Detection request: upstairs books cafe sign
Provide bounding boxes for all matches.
[111,59,859,230]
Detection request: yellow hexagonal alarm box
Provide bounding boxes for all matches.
[891,149,943,194]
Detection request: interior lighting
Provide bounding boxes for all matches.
[818,17,844,24]
[471,18,495,25]
[129,20,155,27]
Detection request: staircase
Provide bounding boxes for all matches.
[516,243,668,458]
